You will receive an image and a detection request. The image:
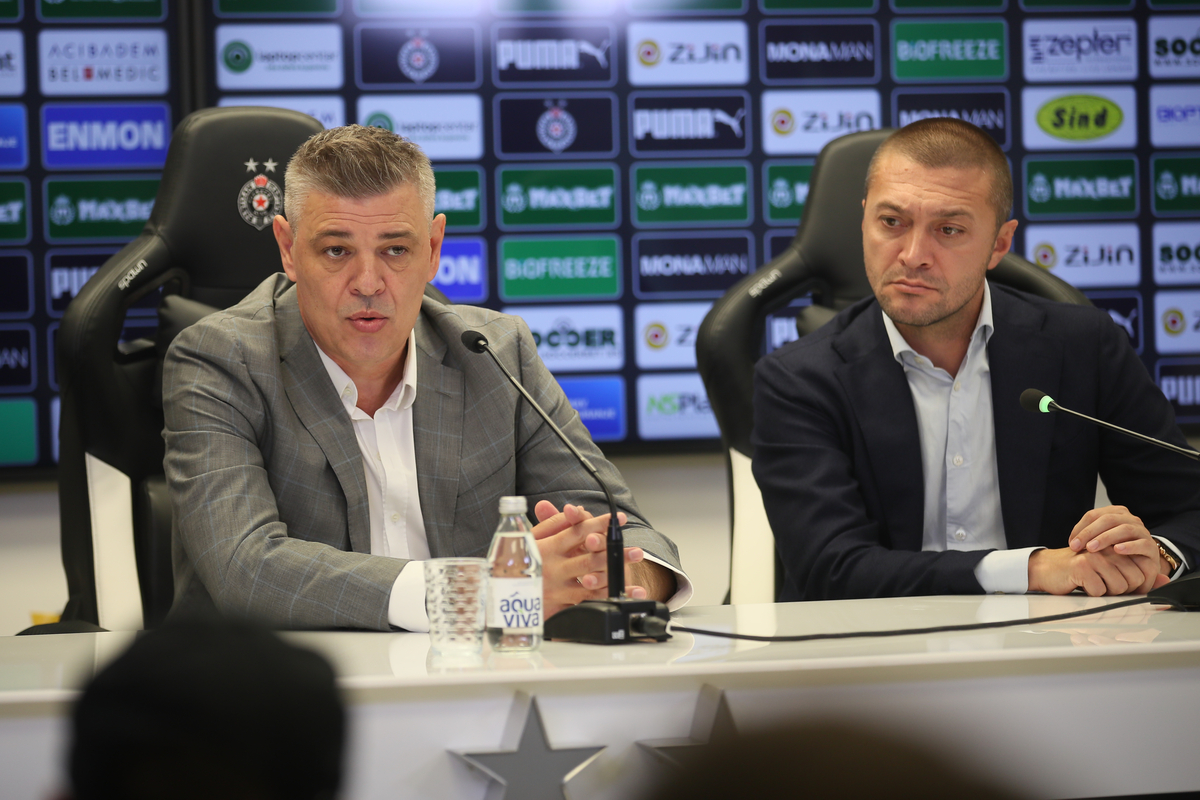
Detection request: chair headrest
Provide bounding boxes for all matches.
[148,107,324,308]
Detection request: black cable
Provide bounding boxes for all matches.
[668,595,1184,643]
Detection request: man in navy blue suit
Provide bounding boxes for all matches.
[752,118,1199,602]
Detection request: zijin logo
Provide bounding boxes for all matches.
[1023,19,1137,82]
[1164,308,1187,336]
[1023,156,1137,219]
[1022,86,1135,151]
[1156,291,1200,355]
[761,21,879,84]
[762,89,880,155]
[634,302,711,370]
[627,22,749,86]
[494,24,615,86]
[39,29,168,96]
[215,24,342,91]
[1150,17,1200,79]
[1023,222,1139,288]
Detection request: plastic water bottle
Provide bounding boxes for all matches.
[486,496,543,652]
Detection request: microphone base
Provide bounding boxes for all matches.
[544,599,671,644]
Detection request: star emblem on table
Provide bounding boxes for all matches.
[243,157,258,172]
[456,693,605,800]
[636,684,737,773]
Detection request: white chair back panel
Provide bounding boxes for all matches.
[85,453,144,631]
[728,448,776,605]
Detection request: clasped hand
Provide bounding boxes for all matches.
[1028,505,1171,596]
[531,500,650,618]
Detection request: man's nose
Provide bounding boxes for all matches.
[349,257,385,295]
[898,227,934,268]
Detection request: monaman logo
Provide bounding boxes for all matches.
[1036,94,1122,141]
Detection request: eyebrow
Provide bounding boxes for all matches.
[872,200,975,220]
[310,228,419,242]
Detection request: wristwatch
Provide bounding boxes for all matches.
[1154,538,1180,578]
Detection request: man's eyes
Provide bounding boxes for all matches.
[325,246,348,257]
[384,246,408,256]
[940,226,964,236]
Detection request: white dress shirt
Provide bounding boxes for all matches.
[882,283,1187,592]
[317,338,692,631]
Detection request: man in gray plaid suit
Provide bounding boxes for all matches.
[163,125,688,630]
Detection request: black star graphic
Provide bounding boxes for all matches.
[637,684,737,773]
[456,693,604,800]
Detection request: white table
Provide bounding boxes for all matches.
[3,595,1199,799]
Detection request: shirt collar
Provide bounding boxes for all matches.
[315,335,419,417]
[882,280,994,364]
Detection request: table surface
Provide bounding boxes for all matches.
[3,593,1198,702]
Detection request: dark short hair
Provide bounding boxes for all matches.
[864,118,1013,230]
[69,618,344,800]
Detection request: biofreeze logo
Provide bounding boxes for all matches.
[42,103,169,169]
[39,29,168,96]
[891,20,1007,81]
[494,24,615,86]
[1023,19,1137,81]
[499,235,620,301]
[1150,16,1200,79]
[761,22,878,84]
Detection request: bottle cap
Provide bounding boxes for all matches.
[499,495,527,515]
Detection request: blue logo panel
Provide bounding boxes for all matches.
[0,105,28,171]
[42,103,171,170]
[432,237,488,303]
[558,376,625,442]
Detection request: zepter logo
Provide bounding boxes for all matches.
[637,40,661,67]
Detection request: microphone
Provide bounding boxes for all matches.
[1019,388,1200,461]
[460,330,670,643]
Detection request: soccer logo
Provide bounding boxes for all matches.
[1158,170,1180,201]
[1032,242,1057,269]
[536,101,577,154]
[771,109,794,136]
[398,35,439,84]
[644,323,669,349]
[1028,173,1051,204]
[502,183,527,214]
[637,181,662,211]
[49,195,75,227]
[769,178,794,209]
[238,170,283,231]
[1164,308,1187,336]
[637,40,661,67]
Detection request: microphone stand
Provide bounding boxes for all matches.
[462,330,670,644]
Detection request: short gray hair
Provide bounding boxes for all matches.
[283,124,436,231]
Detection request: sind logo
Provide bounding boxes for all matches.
[1036,94,1122,141]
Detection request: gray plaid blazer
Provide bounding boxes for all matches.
[163,274,680,630]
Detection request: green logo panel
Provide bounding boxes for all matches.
[1153,156,1200,216]
[0,180,29,245]
[497,166,618,230]
[630,0,744,11]
[761,0,873,9]
[764,161,813,225]
[632,163,751,227]
[38,0,163,20]
[0,398,37,465]
[217,0,338,12]
[1024,157,1138,219]
[499,236,621,301]
[0,0,19,21]
[45,177,159,243]
[892,20,1007,81]
[435,167,484,231]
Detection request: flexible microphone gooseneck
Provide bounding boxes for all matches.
[461,330,670,643]
[1019,387,1200,611]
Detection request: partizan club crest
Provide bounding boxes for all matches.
[238,162,283,231]
[398,35,439,84]
[536,101,577,154]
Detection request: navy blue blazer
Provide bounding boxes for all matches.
[752,283,1200,602]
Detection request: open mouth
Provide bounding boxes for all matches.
[348,312,387,332]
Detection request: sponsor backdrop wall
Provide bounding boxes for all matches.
[0,0,184,476]
[196,0,1200,450]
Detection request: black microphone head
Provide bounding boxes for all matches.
[1020,388,1052,414]
[461,330,488,354]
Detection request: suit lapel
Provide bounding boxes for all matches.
[412,300,464,558]
[988,286,1063,548]
[833,307,927,551]
[276,289,372,555]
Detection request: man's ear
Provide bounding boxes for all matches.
[425,213,447,284]
[987,218,1019,271]
[273,215,298,282]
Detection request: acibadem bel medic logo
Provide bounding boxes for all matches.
[1153,156,1200,216]
[497,166,618,229]
[0,179,28,244]
[499,236,621,301]
[45,177,158,242]
[891,20,1007,81]
[632,163,751,226]
[1023,157,1137,219]
[433,167,483,230]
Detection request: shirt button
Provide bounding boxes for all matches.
[391,513,399,522]
[343,386,351,397]
[955,529,967,541]
[952,454,964,467]
[953,381,962,392]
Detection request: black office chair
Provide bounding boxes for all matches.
[696,128,1091,604]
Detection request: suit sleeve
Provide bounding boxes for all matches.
[504,318,684,573]
[1091,313,1200,572]
[752,349,988,601]
[163,318,403,630]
